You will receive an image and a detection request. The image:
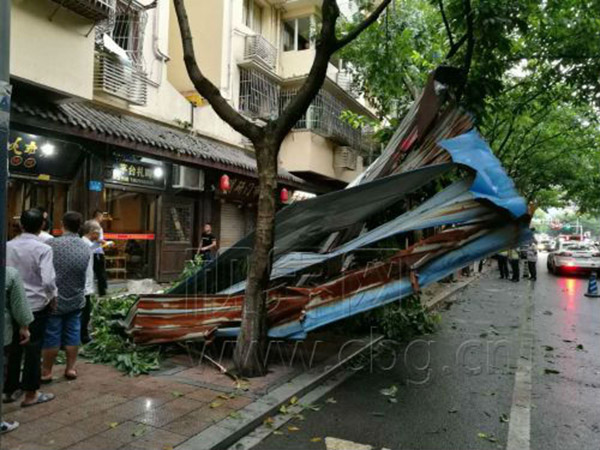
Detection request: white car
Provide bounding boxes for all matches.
[547,241,600,274]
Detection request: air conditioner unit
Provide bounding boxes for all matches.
[172,165,204,191]
[334,146,358,170]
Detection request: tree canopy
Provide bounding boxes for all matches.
[340,0,600,212]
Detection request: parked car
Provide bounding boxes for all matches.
[547,241,600,275]
[537,239,552,251]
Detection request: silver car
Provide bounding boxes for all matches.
[547,241,600,275]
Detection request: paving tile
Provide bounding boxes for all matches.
[7,417,65,442]
[0,432,24,450]
[183,403,236,425]
[96,420,155,445]
[71,412,127,435]
[27,424,95,449]
[127,428,187,450]
[63,435,124,450]
[161,411,214,437]
[132,398,204,428]
[185,387,224,403]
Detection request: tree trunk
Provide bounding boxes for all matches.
[233,142,279,377]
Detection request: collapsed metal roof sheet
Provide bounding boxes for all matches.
[127,74,530,346]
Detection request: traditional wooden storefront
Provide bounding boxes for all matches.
[10,92,310,283]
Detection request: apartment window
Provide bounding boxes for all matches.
[110,1,147,66]
[283,16,312,52]
[243,0,263,34]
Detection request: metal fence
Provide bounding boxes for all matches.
[51,0,115,21]
[244,35,277,70]
[239,67,280,119]
[280,89,364,150]
[94,50,147,106]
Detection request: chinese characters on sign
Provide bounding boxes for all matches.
[106,156,166,189]
[8,135,38,169]
[222,177,259,200]
[7,131,82,179]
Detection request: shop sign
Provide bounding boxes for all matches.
[88,180,103,192]
[106,154,166,189]
[7,131,82,179]
[219,176,259,200]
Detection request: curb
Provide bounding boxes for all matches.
[176,334,384,450]
[423,273,481,311]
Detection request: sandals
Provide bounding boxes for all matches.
[2,390,23,404]
[64,370,78,380]
[21,392,55,408]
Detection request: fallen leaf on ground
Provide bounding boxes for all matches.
[288,425,300,432]
[310,437,322,442]
[294,414,305,421]
[448,408,458,414]
[263,417,275,428]
[229,411,242,419]
[500,413,509,423]
[576,344,584,350]
[388,398,398,404]
[370,411,385,417]
[325,397,337,404]
[544,368,560,375]
[543,345,554,352]
[209,401,222,408]
[273,430,284,435]
[132,424,147,437]
[108,422,119,428]
[289,396,299,405]
[279,404,289,414]
[218,394,230,400]
[171,391,184,398]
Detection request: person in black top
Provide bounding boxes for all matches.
[197,223,217,262]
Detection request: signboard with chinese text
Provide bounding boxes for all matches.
[216,175,259,202]
[7,131,83,179]
[105,153,166,189]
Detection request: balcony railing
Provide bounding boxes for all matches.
[94,50,147,106]
[336,70,360,97]
[51,0,115,21]
[244,35,277,70]
[281,89,365,151]
[239,67,279,119]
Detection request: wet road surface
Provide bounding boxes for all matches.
[253,254,600,450]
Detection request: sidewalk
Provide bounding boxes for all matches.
[0,332,377,450]
[0,274,480,450]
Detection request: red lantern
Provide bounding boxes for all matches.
[280,188,289,203]
[220,174,230,192]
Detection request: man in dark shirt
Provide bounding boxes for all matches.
[197,223,217,262]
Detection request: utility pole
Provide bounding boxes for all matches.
[0,0,12,423]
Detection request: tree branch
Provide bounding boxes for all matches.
[445,33,468,59]
[272,0,392,144]
[173,0,262,142]
[456,0,474,101]
[334,0,393,51]
[437,0,454,48]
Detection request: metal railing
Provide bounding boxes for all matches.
[94,50,147,106]
[336,70,360,97]
[239,67,279,119]
[281,89,365,151]
[51,0,115,21]
[244,35,277,70]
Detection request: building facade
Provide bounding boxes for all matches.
[7,0,372,283]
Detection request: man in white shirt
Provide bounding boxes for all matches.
[4,209,56,407]
[81,220,101,344]
[36,207,54,244]
[91,210,107,296]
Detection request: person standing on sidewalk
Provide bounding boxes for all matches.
[4,209,56,407]
[42,212,91,382]
[91,210,107,296]
[508,247,521,282]
[81,220,101,344]
[2,267,33,433]
[496,250,509,279]
[526,242,538,281]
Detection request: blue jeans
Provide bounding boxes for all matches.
[44,310,82,348]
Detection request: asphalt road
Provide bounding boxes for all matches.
[253,254,600,450]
